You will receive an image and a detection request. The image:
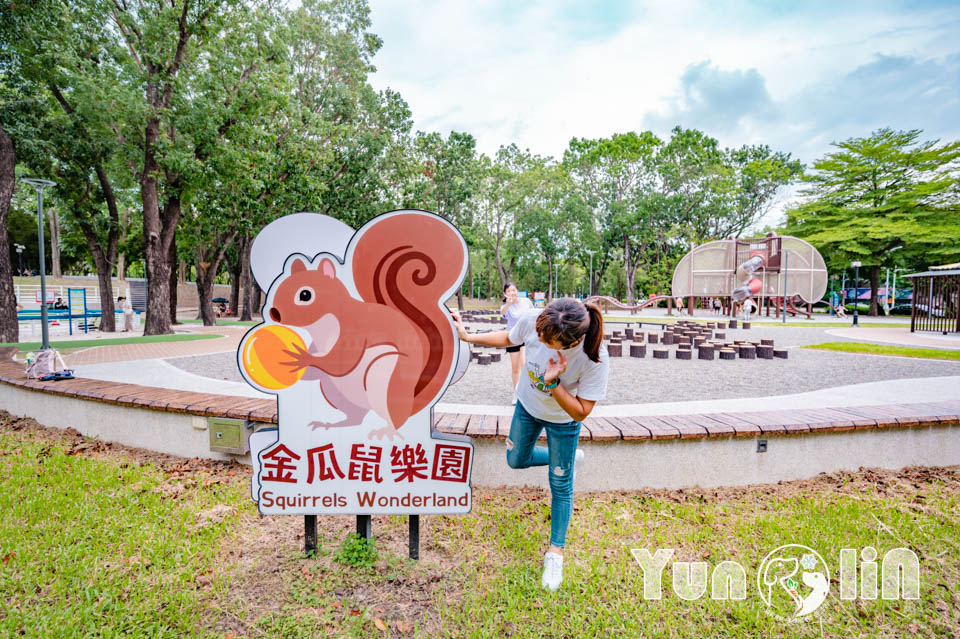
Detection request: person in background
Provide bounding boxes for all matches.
[53,297,67,310]
[500,282,534,404]
[119,296,134,332]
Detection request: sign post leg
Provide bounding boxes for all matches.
[409,515,420,560]
[357,514,372,540]
[304,515,317,556]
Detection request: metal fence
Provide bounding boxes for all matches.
[908,270,959,334]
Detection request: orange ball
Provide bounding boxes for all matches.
[241,324,308,390]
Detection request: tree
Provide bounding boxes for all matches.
[402,130,480,307]
[514,162,576,301]
[0,123,17,342]
[564,131,662,305]
[787,128,960,315]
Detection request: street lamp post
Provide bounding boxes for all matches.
[21,178,57,350]
[892,266,900,309]
[585,249,596,298]
[840,272,846,311]
[851,260,861,327]
[14,243,24,276]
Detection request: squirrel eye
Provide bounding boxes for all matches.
[295,286,315,305]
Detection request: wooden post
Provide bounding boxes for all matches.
[409,515,420,560]
[357,514,372,540]
[304,515,317,556]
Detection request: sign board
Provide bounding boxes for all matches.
[238,210,473,516]
[35,290,56,303]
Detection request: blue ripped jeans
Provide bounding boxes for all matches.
[505,400,581,548]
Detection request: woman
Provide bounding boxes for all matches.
[500,282,534,404]
[452,298,608,591]
[119,295,134,332]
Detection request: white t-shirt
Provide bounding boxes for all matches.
[502,297,534,330]
[508,309,609,423]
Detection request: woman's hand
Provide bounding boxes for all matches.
[449,308,470,342]
[543,350,567,383]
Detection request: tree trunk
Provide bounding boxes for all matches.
[495,240,506,289]
[117,207,128,281]
[624,237,636,306]
[48,209,62,278]
[229,237,242,317]
[869,264,881,316]
[141,112,180,335]
[467,261,473,299]
[546,255,554,301]
[0,124,19,343]
[196,260,217,326]
[90,251,116,333]
[76,216,118,332]
[168,228,179,325]
[195,232,236,327]
[240,234,254,321]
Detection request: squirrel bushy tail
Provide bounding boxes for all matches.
[352,212,466,415]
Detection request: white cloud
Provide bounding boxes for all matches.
[368,0,960,173]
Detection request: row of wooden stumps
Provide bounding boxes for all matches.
[603,320,788,361]
[303,515,420,559]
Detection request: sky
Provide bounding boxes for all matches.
[367,0,960,224]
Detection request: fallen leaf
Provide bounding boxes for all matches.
[1,552,15,566]
[196,575,212,590]
[907,623,920,634]
[374,617,387,631]
[349,608,361,616]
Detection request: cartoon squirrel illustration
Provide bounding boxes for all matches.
[267,212,465,440]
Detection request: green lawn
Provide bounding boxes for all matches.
[802,342,960,361]
[180,319,261,327]
[0,417,244,638]
[2,333,223,351]
[1,414,956,638]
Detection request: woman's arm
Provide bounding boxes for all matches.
[450,309,516,348]
[550,385,596,422]
[542,350,598,422]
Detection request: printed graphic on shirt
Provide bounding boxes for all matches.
[526,362,553,394]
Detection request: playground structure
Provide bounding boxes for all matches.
[16,287,140,338]
[671,233,828,318]
[585,294,675,314]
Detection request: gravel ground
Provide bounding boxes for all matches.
[168,321,960,405]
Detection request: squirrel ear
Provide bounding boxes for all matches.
[290,257,307,274]
[320,259,336,279]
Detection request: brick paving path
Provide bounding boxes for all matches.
[63,326,249,365]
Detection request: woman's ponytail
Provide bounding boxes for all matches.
[583,302,603,363]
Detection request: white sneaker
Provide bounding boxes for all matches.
[573,448,585,480]
[541,551,564,591]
